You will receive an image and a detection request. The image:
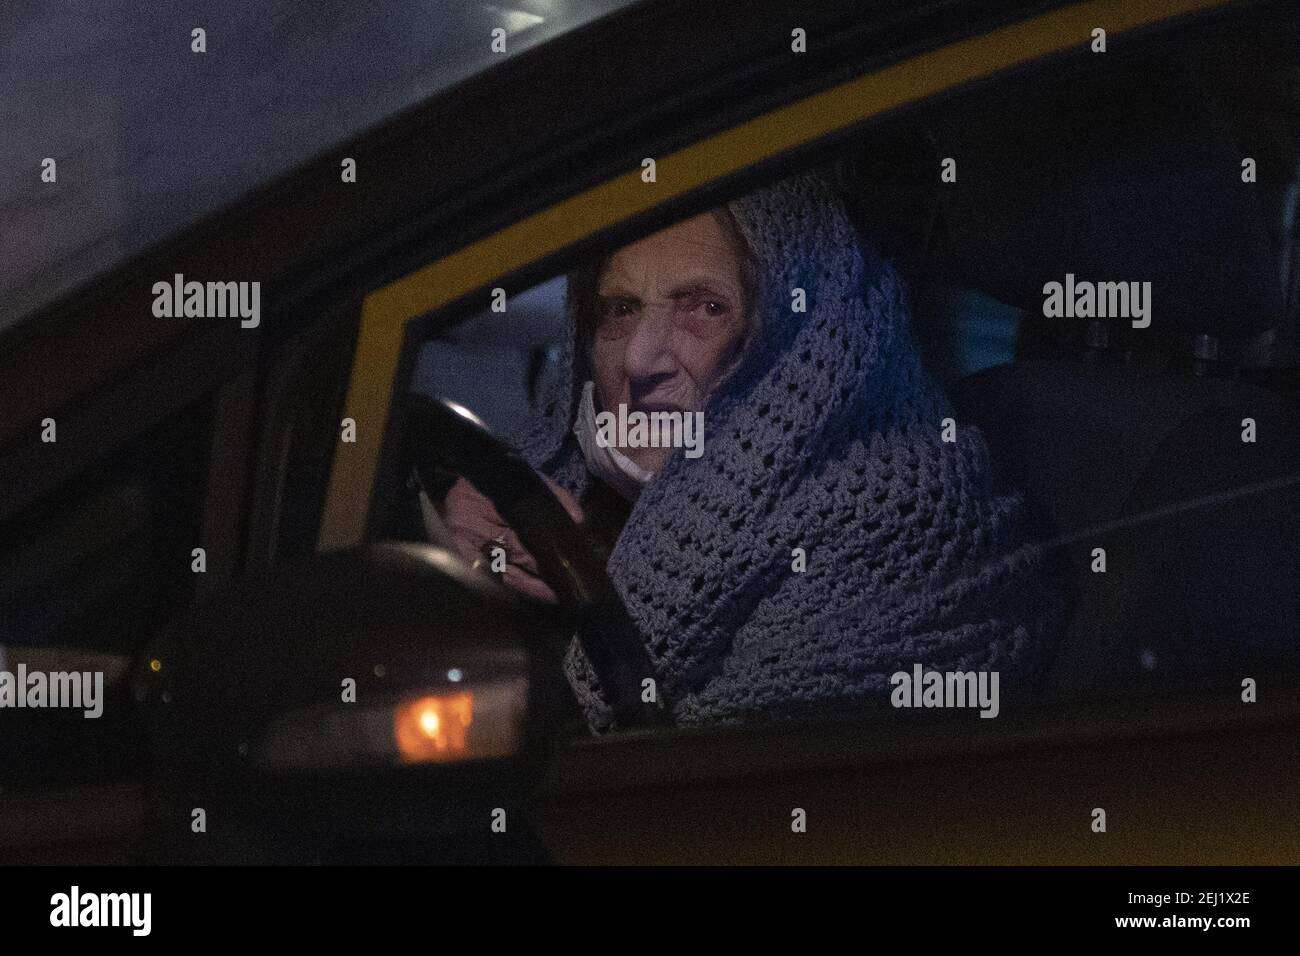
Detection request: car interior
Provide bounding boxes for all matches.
[401,22,1300,714]
[841,37,1300,699]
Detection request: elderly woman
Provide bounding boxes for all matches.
[442,169,1050,732]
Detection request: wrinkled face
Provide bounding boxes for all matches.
[590,210,750,471]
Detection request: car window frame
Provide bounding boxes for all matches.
[311,0,1300,771]
[316,0,1240,554]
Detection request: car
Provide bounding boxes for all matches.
[2,0,1298,866]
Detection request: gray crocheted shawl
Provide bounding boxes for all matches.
[516,169,1048,732]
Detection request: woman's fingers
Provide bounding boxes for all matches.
[443,478,507,554]
[500,564,559,604]
[444,477,504,528]
[441,476,565,603]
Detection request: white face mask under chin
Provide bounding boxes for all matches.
[573,381,654,502]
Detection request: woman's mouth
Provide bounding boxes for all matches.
[630,400,686,414]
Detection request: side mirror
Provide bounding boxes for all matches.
[136,543,570,863]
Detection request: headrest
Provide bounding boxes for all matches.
[937,49,1280,342]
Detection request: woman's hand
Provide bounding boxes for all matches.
[441,475,584,604]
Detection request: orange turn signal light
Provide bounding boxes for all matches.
[393,693,474,763]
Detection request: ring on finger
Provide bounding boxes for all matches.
[476,534,509,572]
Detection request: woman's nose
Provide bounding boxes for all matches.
[623,305,676,380]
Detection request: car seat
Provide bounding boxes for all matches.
[933,50,1300,694]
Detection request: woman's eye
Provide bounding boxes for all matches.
[692,299,728,319]
[594,298,638,338]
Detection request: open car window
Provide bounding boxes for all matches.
[379,8,1300,738]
